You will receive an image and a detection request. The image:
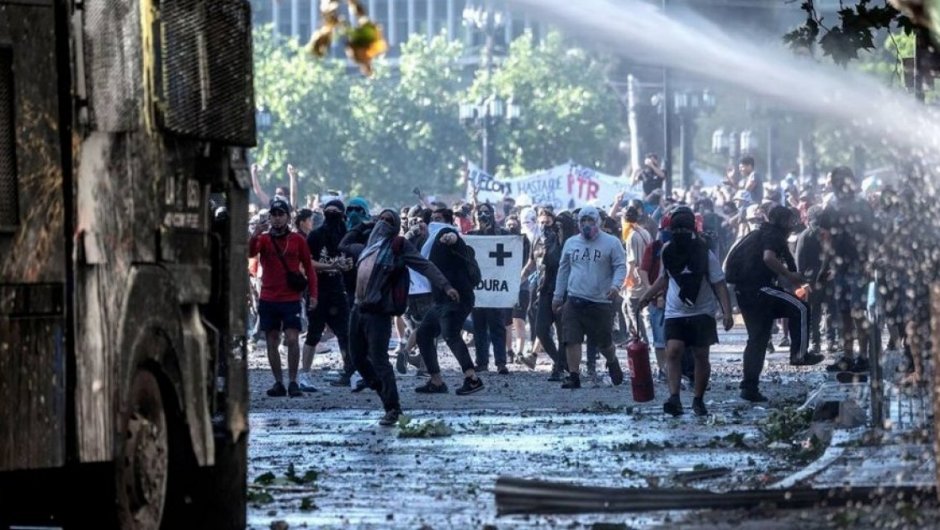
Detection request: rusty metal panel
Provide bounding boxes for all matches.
[0,47,17,230]
[0,3,66,284]
[160,0,255,146]
[0,0,66,472]
[83,0,141,132]
[0,315,66,471]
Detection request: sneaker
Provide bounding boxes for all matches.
[474,364,490,373]
[766,342,775,353]
[415,381,448,394]
[395,351,408,374]
[663,395,684,416]
[692,397,708,417]
[497,365,510,375]
[790,353,825,366]
[415,370,431,378]
[825,356,853,373]
[851,357,870,373]
[266,381,287,397]
[547,368,564,382]
[507,350,516,364]
[607,358,624,386]
[329,374,351,387]
[740,389,769,403]
[297,373,318,393]
[351,378,370,393]
[288,381,303,397]
[407,353,423,369]
[657,369,667,383]
[521,354,537,370]
[561,373,581,389]
[456,377,484,395]
[778,336,791,348]
[379,409,402,427]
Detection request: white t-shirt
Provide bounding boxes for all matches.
[662,250,724,319]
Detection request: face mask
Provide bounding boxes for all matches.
[478,213,493,226]
[346,211,365,230]
[508,225,521,235]
[581,224,598,240]
[325,210,344,222]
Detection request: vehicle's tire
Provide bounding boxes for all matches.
[114,369,169,530]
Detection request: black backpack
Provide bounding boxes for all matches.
[722,230,761,285]
[456,244,483,287]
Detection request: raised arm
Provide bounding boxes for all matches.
[287,164,298,209]
[251,163,271,206]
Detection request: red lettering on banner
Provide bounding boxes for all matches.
[587,180,599,200]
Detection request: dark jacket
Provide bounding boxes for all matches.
[340,222,453,313]
[734,223,796,290]
[795,226,823,288]
[538,230,563,298]
[427,227,476,305]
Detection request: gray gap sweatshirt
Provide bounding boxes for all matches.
[553,232,627,304]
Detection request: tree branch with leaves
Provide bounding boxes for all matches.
[783,0,913,65]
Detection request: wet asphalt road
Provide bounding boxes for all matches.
[245,322,839,529]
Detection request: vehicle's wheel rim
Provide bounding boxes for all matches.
[120,372,168,530]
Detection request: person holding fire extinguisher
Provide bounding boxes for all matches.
[639,207,734,417]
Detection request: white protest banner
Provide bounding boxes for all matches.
[465,164,509,206]
[464,235,524,308]
[466,162,642,210]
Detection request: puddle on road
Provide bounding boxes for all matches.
[247,407,801,529]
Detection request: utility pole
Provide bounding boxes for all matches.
[482,0,496,174]
[662,0,673,197]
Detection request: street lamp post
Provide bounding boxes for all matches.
[461,1,515,175]
[255,105,273,135]
[459,96,521,175]
[653,88,715,190]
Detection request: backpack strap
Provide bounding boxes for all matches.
[271,235,294,273]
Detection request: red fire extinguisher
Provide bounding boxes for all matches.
[627,309,655,403]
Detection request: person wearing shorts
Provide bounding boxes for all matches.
[551,206,627,390]
[640,207,733,417]
[249,197,318,398]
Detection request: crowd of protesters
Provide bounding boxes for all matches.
[246,155,934,425]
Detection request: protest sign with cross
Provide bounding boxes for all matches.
[463,235,524,308]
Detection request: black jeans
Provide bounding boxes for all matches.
[472,307,508,368]
[534,294,565,370]
[349,306,399,412]
[737,286,809,392]
[306,289,354,376]
[418,301,474,375]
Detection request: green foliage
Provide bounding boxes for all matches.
[252,26,626,205]
[396,415,454,438]
[783,0,910,65]
[481,32,626,176]
[246,489,275,505]
[253,28,355,196]
[344,35,471,200]
[760,406,813,443]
